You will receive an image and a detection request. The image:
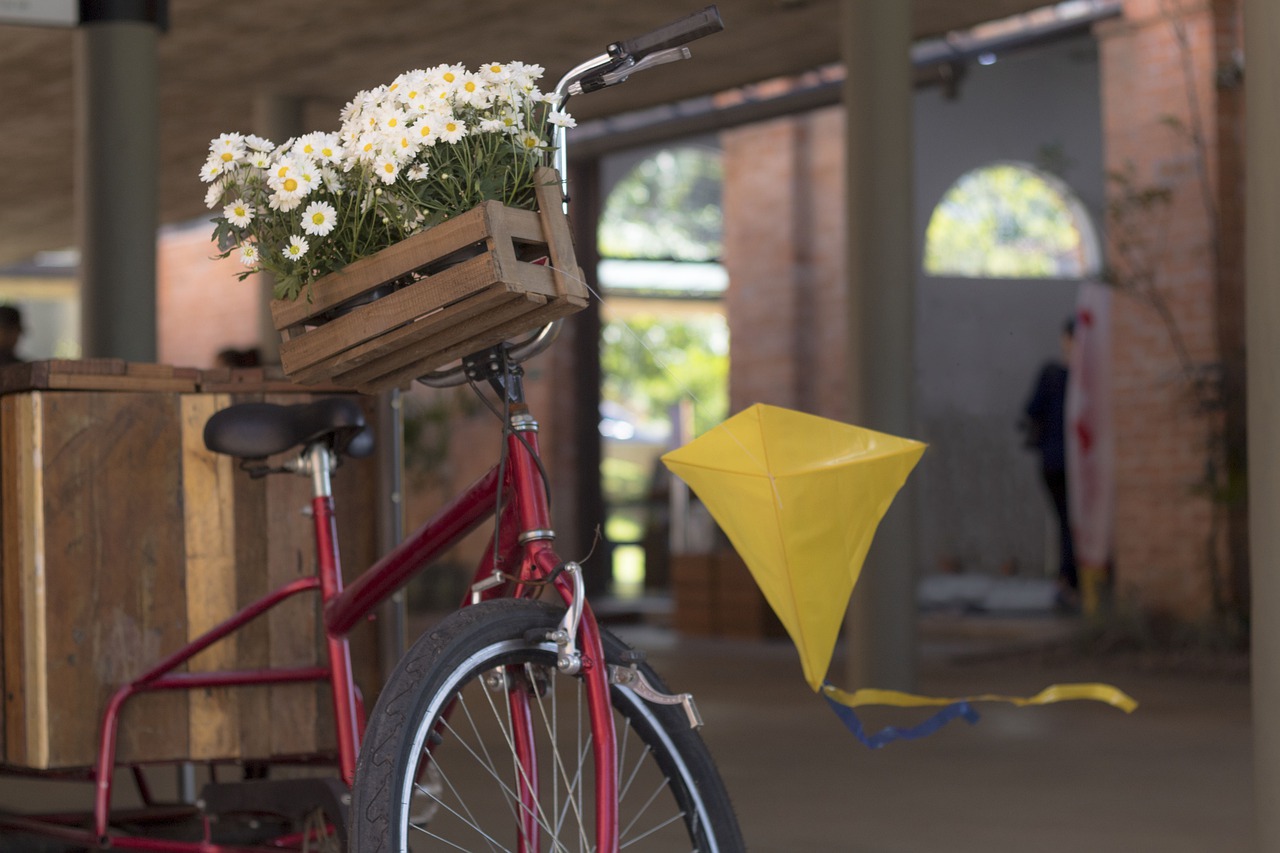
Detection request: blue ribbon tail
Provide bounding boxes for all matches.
[824,694,981,749]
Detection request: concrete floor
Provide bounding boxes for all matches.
[616,613,1253,853]
[0,610,1251,852]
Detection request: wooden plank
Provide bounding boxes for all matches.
[325,290,538,389]
[356,293,583,394]
[261,392,328,757]
[277,252,542,381]
[269,202,500,329]
[44,374,199,393]
[39,391,191,767]
[2,394,42,765]
[532,166,590,302]
[180,394,242,760]
[266,188,585,394]
[225,422,272,760]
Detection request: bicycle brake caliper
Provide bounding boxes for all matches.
[549,561,585,676]
[609,663,704,730]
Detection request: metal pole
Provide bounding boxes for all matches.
[841,0,917,692]
[75,10,163,360]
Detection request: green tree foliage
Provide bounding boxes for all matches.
[601,314,728,438]
[599,147,723,261]
[924,163,1086,278]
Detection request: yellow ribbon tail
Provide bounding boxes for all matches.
[821,682,1138,714]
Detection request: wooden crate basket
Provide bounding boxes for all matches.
[271,167,588,395]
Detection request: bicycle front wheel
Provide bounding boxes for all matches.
[349,598,744,852]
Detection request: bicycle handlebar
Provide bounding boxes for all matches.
[613,6,724,63]
[416,7,723,389]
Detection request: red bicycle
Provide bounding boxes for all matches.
[0,8,743,852]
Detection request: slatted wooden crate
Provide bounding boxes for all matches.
[0,361,379,769]
[271,167,589,395]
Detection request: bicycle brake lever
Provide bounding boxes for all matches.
[567,47,692,96]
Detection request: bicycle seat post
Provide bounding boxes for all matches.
[290,441,336,501]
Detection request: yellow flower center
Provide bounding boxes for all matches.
[443,72,456,83]
[464,81,477,93]
[220,151,234,162]
[383,162,394,173]
[283,178,298,192]
[277,166,290,178]
[311,212,325,225]
[388,117,398,128]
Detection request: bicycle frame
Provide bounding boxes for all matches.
[64,385,619,852]
[0,13,724,848]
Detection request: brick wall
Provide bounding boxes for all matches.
[722,107,848,422]
[1097,0,1245,620]
[156,223,264,369]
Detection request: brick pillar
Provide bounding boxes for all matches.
[1096,0,1244,621]
[722,109,847,420]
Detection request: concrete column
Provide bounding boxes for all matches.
[841,0,917,692]
[1246,0,1280,846]
[75,19,161,361]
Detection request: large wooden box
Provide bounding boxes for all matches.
[0,361,380,769]
[271,166,588,395]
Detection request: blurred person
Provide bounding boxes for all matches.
[0,305,26,365]
[1021,318,1077,610]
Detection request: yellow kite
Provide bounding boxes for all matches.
[662,403,1135,747]
[662,403,924,690]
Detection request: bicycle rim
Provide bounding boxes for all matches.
[351,599,743,852]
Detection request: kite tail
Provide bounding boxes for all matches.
[822,688,979,749]
[821,680,1137,749]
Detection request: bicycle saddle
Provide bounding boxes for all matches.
[203,397,374,460]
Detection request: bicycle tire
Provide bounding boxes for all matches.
[349,598,745,852]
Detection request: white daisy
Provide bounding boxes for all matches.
[199,157,225,183]
[456,73,492,107]
[283,235,309,261]
[204,180,225,209]
[440,119,468,144]
[374,155,400,184]
[244,134,275,152]
[480,61,512,83]
[301,201,337,236]
[269,190,304,212]
[432,64,466,90]
[320,166,343,193]
[238,243,260,267]
[210,132,245,162]
[406,163,430,181]
[515,131,544,153]
[223,199,254,227]
[548,110,576,129]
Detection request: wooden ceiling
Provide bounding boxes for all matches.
[0,0,1055,266]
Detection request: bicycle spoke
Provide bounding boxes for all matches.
[350,602,742,852]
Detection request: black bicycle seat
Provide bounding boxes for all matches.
[203,397,373,460]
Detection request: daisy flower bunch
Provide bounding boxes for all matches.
[200,61,571,301]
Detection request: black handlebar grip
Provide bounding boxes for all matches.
[614,6,724,60]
